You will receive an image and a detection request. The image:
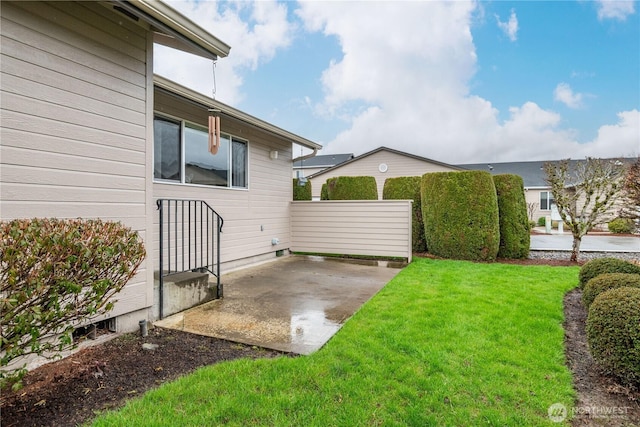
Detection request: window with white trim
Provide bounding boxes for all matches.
[540,191,555,210]
[153,115,248,189]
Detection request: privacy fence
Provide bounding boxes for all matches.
[290,200,413,261]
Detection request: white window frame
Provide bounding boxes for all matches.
[540,191,555,211]
[153,113,249,190]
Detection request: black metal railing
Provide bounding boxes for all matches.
[156,199,223,319]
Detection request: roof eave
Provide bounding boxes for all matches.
[154,75,322,151]
[112,0,231,59]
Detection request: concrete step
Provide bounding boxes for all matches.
[153,271,219,320]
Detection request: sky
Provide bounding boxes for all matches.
[155,0,640,164]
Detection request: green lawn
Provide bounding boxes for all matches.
[91,258,578,426]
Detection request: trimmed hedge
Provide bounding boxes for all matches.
[293,179,312,201]
[582,273,640,309]
[586,287,640,386]
[326,176,378,200]
[578,257,640,289]
[608,217,634,234]
[382,176,426,252]
[421,170,500,261]
[320,183,329,201]
[493,174,530,259]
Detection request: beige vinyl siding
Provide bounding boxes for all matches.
[291,201,412,260]
[524,188,548,223]
[310,150,458,199]
[0,1,152,319]
[153,89,293,269]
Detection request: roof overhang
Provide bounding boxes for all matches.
[109,0,231,60]
[154,75,323,151]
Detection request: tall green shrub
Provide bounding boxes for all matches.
[421,171,500,261]
[493,174,530,259]
[383,176,426,252]
[293,179,312,201]
[320,183,329,200]
[1,218,146,384]
[326,176,378,200]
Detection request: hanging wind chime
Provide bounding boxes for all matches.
[208,109,220,155]
[208,59,220,155]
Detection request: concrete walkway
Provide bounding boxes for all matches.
[155,256,402,355]
[530,233,639,252]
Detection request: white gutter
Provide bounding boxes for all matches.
[111,0,231,59]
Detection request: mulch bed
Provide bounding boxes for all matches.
[1,258,639,427]
[0,329,287,427]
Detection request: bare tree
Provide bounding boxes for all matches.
[619,157,640,228]
[543,158,627,262]
[527,202,538,221]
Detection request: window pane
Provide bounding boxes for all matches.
[154,117,181,181]
[184,125,229,186]
[232,139,247,188]
[540,192,548,210]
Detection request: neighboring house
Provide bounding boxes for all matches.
[459,159,633,224]
[458,161,554,223]
[1,1,321,332]
[292,153,353,179]
[308,146,463,199]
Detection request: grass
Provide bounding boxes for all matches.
[91,258,578,426]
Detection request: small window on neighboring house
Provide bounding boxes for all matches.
[153,115,248,189]
[540,191,555,210]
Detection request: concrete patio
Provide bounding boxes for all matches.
[154,255,403,354]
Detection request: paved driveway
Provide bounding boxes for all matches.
[155,256,403,354]
[530,233,639,252]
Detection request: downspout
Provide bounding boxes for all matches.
[292,147,319,164]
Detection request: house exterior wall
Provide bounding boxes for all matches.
[524,188,548,223]
[291,201,413,260]
[310,150,458,199]
[153,89,294,271]
[0,1,154,325]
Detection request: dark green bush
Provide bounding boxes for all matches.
[421,171,500,261]
[493,174,530,259]
[578,257,640,288]
[537,217,546,226]
[383,176,426,252]
[320,183,329,200]
[528,220,536,230]
[1,218,146,384]
[326,176,378,200]
[608,217,634,234]
[586,287,640,387]
[293,179,312,201]
[582,273,640,309]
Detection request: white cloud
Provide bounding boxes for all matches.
[154,1,638,164]
[154,0,295,104]
[585,110,640,157]
[595,0,636,21]
[554,82,584,109]
[295,2,638,163]
[495,9,519,42]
